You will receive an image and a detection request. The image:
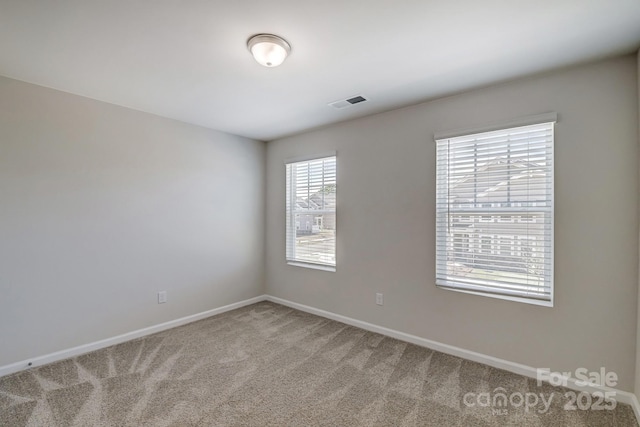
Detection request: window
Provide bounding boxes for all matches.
[435,116,554,305]
[286,155,336,270]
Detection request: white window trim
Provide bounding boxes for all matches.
[284,151,337,165]
[434,115,556,307]
[287,261,336,272]
[434,112,558,141]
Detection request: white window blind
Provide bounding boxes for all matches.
[436,121,554,304]
[286,156,336,269]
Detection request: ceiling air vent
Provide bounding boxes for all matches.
[328,95,368,109]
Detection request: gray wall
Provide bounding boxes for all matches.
[0,76,265,366]
[266,55,639,391]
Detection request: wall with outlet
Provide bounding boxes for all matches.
[0,76,265,367]
[265,55,639,392]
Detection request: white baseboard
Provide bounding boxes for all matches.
[265,295,640,413]
[0,295,267,378]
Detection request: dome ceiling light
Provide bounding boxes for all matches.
[247,34,291,67]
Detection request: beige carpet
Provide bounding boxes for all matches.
[0,301,637,426]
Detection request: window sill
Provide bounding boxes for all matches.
[287,261,336,272]
[437,285,553,307]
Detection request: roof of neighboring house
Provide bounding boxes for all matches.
[449,157,548,202]
[295,191,336,211]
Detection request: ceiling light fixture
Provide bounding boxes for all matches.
[247,34,291,67]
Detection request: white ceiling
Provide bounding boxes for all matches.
[1,1,639,141]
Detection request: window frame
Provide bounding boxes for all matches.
[285,153,337,272]
[434,114,555,306]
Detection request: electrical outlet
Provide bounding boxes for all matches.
[158,291,167,304]
[376,293,383,306]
